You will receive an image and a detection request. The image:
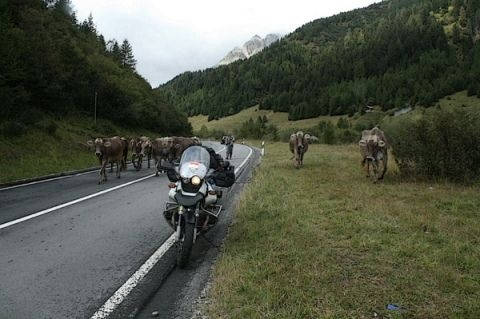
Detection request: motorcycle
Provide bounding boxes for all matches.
[163,145,235,268]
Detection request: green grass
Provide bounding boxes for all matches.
[190,91,480,139]
[0,117,160,184]
[189,105,340,133]
[207,142,480,318]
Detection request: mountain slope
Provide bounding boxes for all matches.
[158,0,480,120]
[0,0,191,136]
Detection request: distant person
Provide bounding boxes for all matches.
[226,136,234,160]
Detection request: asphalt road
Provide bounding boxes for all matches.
[0,142,255,319]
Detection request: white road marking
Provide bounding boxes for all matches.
[89,145,254,319]
[90,235,177,319]
[0,174,155,230]
[0,160,148,192]
[0,170,98,191]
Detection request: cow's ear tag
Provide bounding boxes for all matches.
[104,141,112,147]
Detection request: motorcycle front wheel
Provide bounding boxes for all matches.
[177,219,195,268]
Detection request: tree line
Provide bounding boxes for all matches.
[0,0,191,136]
[158,0,480,121]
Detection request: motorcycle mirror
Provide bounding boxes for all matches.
[166,168,180,182]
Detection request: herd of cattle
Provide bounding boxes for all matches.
[289,127,388,182]
[86,136,201,184]
[85,126,387,184]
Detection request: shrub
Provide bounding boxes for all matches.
[38,120,58,136]
[1,121,26,137]
[384,108,480,182]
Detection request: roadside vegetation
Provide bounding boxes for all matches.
[0,116,158,183]
[207,142,480,318]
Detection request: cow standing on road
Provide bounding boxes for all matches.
[289,131,309,168]
[152,137,174,176]
[120,137,129,171]
[172,136,202,161]
[359,126,388,182]
[130,136,152,171]
[88,137,124,184]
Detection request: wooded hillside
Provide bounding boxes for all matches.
[158,0,480,120]
[0,0,191,136]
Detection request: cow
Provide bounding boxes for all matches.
[172,136,202,161]
[152,137,174,176]
[289,131,309,168]
[87,137,124,184]
[120,137,129,171]
[359,126,388,182]
[130,136,152,171]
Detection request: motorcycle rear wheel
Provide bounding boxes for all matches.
[177,220,195,268]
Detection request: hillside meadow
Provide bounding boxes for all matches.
[207,141,480,318]
[190,91,480,137]
[0,117,159,184]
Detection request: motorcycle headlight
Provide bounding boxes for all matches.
[191,175,201,186]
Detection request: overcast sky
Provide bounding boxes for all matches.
[71,0,379,87]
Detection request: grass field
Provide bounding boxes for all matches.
[0,117,159,184]
[189,105,340,133]
[189,91,480,136]
[207,141,480,318]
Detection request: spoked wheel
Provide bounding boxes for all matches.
[177,219,195,268]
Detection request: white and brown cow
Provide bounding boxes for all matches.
[88,137,124,184]
[359,126,388,182]
[289,131,310,168]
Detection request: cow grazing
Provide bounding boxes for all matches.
[359,126,388,182]
[289,131,309,168]
[87,137,124,184]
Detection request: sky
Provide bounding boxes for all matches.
[71,0,380,87]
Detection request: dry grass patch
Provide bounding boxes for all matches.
[208,142,480,318]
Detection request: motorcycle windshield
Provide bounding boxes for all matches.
[179,146,210,179]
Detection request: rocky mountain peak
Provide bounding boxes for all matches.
[217,33,281,66]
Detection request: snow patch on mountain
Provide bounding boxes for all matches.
[217,34,281,66]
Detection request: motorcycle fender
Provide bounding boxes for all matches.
[184,209,196,224]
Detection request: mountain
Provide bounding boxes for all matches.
[158,0,480,121]
[217,34,281,66]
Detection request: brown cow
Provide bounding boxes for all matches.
[172,136,201,161]
[87,137,124,184]
[130,136,152,171]
[152,137,174,176]
[359,126,388,182]
[289,131,309,168]
[120,137,129,171]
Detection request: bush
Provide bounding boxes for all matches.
[384,108,480,182]
[37,119,58,136]
[1,121,27,137]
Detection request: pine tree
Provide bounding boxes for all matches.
[120,39,136,70]
[81,13,96,34]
